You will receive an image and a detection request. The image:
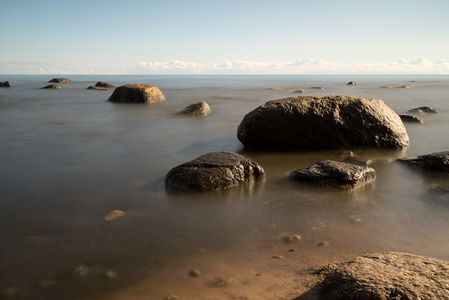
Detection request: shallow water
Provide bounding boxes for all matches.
[1,75,449,299]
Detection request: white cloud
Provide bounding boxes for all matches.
[133,57,449,74]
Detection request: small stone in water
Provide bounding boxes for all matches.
[189,269,200,277]
[317,241,330,247]
[272,255,285,259]
[165,295,180,300]
[105,270,118,279]
[215,277,233,287]
[281,234,302,243]
[104,209,125,221]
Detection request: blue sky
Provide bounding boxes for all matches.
[1,0,448,74]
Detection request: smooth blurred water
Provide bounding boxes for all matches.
[1,75,449,299]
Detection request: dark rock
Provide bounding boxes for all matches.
[289,160,376,189]
[177,101,212,116]
[291,89,305,94]
[41,84,61,89]
[237,96,409,151]
[0,81,11,87]
[108,84,166,104]
[87,86,107,90]
[346,81,357,86]
[95,82,116,88]
[407,106,439,114]
[399,114,423,123]
[48,78,72,83]
[317,252,449,300]
[397,151,449,172]
[165,152,265,192]
[309,87,324,90]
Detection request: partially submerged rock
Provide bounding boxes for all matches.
[41,84,61,89]
[346,81,357,86]
[317,252,449,300]
[399,114,423,123]
[95,81,116,88]
[177,101,212,116]
[87,86,107,90]
[407,106,439,114]
[289,160,376,189]
[108,84,166,104]
[0,81,11,87]
[48,78,72,83]
[397,151,449,172]
[165,152,265,192]
[237,95,409,151]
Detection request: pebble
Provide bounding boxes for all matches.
[104,209,125,221]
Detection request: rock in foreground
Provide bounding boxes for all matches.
[165,152,265,192]
[48,78,72,83]
[317,252,449,300]
[108,84,166,104]
[237,96,409,151]
[177,101,212,116]
[290,160,376,189]
[397,151,449,172]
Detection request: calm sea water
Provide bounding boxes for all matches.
[1,75,449,299]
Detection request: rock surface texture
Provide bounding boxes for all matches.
[290,160,376,189]
[165,152,265,192]
[0,81,11,87]
[237,96,409,151]
[317,252,449,300]
[48,78,72,83]
[177,101,212,116]
[108,84,166,104]
[398,151,449,172]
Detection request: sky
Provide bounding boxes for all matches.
[1,0,449,74]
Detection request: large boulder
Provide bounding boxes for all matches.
[177,101,212,116]
[397,151,449,172]
[108,84,166,104]
[48,78,72,83]
[237,96,409,151]
[289,160,376,189]
[165,152,265,192]
[317,252,449,300]
[0,81,11,87]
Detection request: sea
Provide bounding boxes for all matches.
[1,74,449,300]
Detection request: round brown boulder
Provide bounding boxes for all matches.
[41,84,61,89]
[237,95,409,151]
[177,101,212,116]
[108,84,166,104]
[165,152,265,192]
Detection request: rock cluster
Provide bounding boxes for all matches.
[237,96,409,151]
[108,84,166,104]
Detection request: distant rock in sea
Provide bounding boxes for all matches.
[0,81,11,87]
[87,86,107,90]
[108,84,166,104]
[95,82,116,88]
[177,101,212,117]
[346,81,357,86]
[407,106,439,114]
[41,84,62,89]
[48,78,72,83]
[399,114,423,123]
